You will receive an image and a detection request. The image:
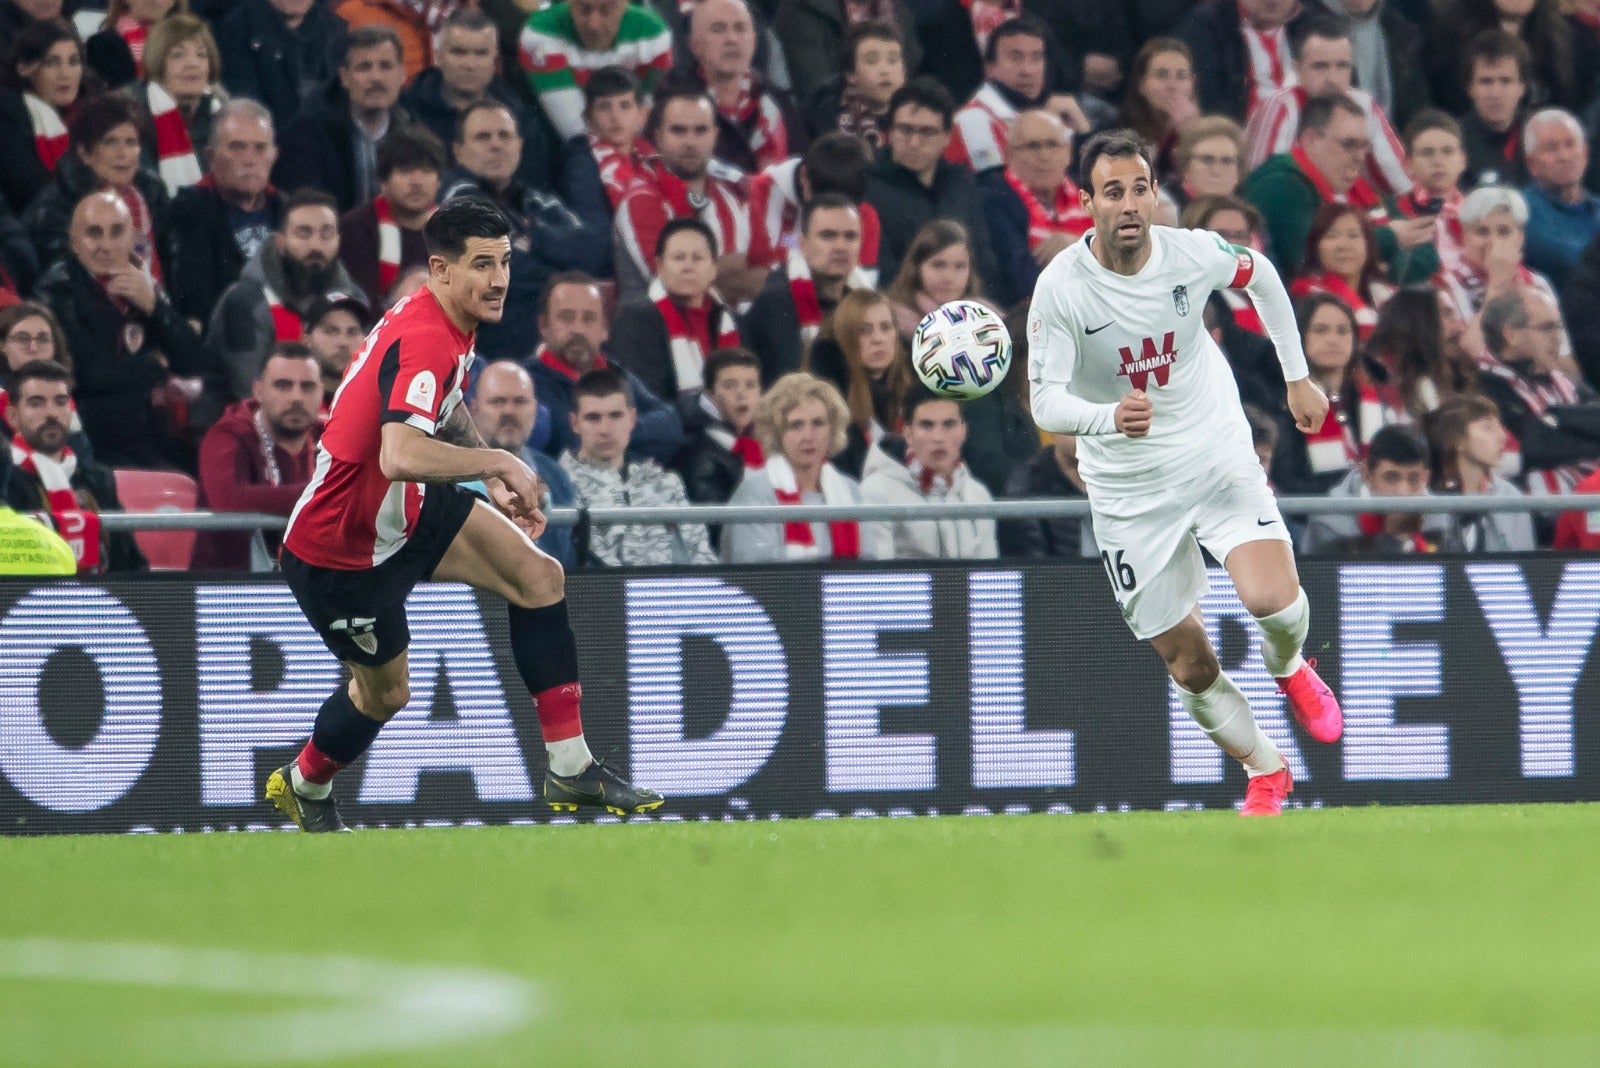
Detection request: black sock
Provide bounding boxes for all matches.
[310,687,384,765]
[507,599,580,694]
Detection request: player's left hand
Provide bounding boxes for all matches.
[1286,377,1330,434]
[487,477,548,540]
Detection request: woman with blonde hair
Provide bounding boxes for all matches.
[725,372,874,563]
[87,0,189,88]
[885,219,997,340]
[809,288,913,477]
[127,14,225,195]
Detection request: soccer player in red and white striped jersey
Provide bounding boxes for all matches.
[268,198,662,832]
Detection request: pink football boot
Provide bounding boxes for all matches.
[1276,657,1343,743]
[1239,766,1293,817]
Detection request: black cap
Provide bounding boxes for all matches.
[304,291,374,332]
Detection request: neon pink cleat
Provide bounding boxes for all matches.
[1239,766,1292,817]
[1276,657,1343,743]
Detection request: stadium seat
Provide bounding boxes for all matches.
[113,469,199,571]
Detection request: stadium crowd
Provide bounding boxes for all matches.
[2,0,1600,572]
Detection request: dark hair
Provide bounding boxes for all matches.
[1077,128,1153,193]
[423,196,511,258]
[441,8,496,35]
[802,133,871,202]
[340,23,403,66]
[1401,108,1463,154]
[841,22,901,75]
[0,301,69,373]
[1463,28,1534,86]
[887,218,981,306]
[1179,192,1264,235]
[454,98,516,144]
[1119,38,1193,144]
[583,64,641,108]
[68,92,141,150]
[538,270,602,316]
[1302,202,1381,295]
[1297,92,1366,137]
[264,340,318,367]
[1479,290,1529,353]
[12,358,72,392]
[1289,11,1352,59]
[886,77,955,130]
[647,78,715,138]
[901,381,957,424]
[4,20,82,93]
[983,15,1047,65]
[1457,1,1564,98]
[378,126,447,182]
[800,190,858,233]
[703,346,760,390]
[1426,392,1503,488]
[280,188,339,228]
[655,215,718,259]
[1365,424,1430,469]
[1296,289,1360,341]
[573,366,632,405]
[1242,403,1279,450]
[1370,288,1478,415]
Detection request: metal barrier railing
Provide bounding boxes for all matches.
[96,493,1600,532]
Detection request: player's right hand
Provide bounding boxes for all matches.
[488,451,542,516]
[1115,389,1153,437]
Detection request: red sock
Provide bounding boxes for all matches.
[296,739,344,785]
[534,682,584,742]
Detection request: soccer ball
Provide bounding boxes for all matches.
[910,299,1013,402]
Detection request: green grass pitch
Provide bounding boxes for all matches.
[4,805,1599,1067]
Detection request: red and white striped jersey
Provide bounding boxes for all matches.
[945,83,1014,173]
[746,157,882,283]
[1245,85,1413,198]
[613,161,761,279]
[283,288,474,570]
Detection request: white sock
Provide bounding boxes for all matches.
[546,736,594,777]
[1177,671,1285,778]
[1255,587,1310,678]
[290,763,331,800]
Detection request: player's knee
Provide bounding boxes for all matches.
[1240,585,1298,619]
[355,678,411,720]
[506,552,564,608]
[1160,643,1220,693]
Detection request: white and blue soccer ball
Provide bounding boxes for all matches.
[910,299,1013,402]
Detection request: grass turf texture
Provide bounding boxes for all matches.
[3,805,1598,1067]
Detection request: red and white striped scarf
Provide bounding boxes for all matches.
[700,394,766,467]
[1291,144,1389,227]
[24,93,69,172]
[114,184,163,282]
[116,15,149,77]
[263,283,303,341]
[373,195,431,298]
[960,0,1020,55]
[1290,273,1391,341]
[765,453,859,559]
[1001,168,1091,249]
[1304,378,1388,475]
[393,0,468,36]
[648,277,738,395]
[1476,349,1594,494]
[590,134,655,209]
[786,247,872,355]
[1240,14,1294,115]
[147,81,217,195]
[716,71,788,171]
[1222,288,1264,333]
[11,433,99,570]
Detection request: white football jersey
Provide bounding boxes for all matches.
[1027,226,1259,497]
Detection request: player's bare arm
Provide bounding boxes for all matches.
[378,421,541,515]
[433,405,550,536]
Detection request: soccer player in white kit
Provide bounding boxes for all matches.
[1027,130,1343,816]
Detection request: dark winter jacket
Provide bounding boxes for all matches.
[1560,235,1600,392]
[339,197,428,307]
[672,391,748,512]
[607,293,742,400]
[22,152,173,274]
[1175,0,1251,122]
[273,86,416,213]
[739,263,845,385]
[960,384,1040,498]
[164,182,285,323]
[398,67,555,191]
[998,445,1092,559]
[0,451,146,572]
[217,0,347,134]
[0,88,59,216]
[526,349,685,466]
[774,0,922,110]
[127,81,225,182]
[865,152,997,291]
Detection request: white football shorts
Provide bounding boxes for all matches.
[1087,449,1292,640]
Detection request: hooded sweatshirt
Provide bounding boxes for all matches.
[857,435,998,561]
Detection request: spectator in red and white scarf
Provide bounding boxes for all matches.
[724,370,874,563]
[748,131,881,284]
[740,191,866,384]
[683,0,806,175]
[23,93,172,281]
[85,0,185,89]
[674,345,764,510]
[804,22,904,151]
[557,64,654,233]
[1290,202,1395,342]
[338,125,442,308]
[977,108,1089,307]
[609,216,741,400]
[0,20,88,215]
[1397,109,1468,274]
[128,14,224,197]
[192,342,322,571]
[0,359,145,572]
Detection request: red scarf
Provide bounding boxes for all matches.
[1240,10,1293,114]
[786,248,826,354]
[1291,272,1380,340]
[1355,510,1433,552]
[716,71,788,171]
[765,454,859,559]
[960,0,1020,54]
[115,184,163,282]
[590,134,655,209]
[372,195,431,298]
[1304,378,1387,475]
[147,81,215,195]
[1476,348,1592,494]
[116,15,149,77]
[1001,168,1091,249]
[1221,288,1263,333]
[11,434,99,570]
[536,344,607,381]
[1291,144,1390,227]
[24,93,69,172]
[648,277,738,395]
[263,283,302,341]
[393,0,468,35]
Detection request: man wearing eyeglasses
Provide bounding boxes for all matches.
[1243,92,1436,281]
[979,109,1092,307]
[865,79,997,287]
